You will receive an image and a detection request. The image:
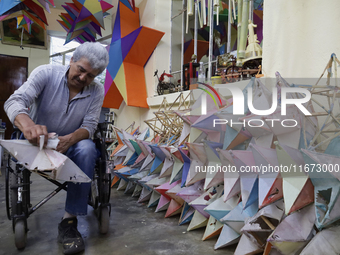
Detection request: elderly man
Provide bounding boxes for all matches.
[4,42,109,254]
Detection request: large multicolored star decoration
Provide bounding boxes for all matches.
[0,0,54,33]
[57,0,113,44]
[120,0,135,12]
[103,1,164,109]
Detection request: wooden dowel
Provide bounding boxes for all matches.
[260,215,275,230]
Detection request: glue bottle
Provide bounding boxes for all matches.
[198,62,205,83]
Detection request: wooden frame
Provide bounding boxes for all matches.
[0,18,47,50]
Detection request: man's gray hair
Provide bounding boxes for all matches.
[73,42,109,75]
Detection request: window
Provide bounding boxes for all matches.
[49,36,80,65]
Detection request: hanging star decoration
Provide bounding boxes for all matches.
[103,0,164,109]
[57,0,113,44]
[0,0,55,32]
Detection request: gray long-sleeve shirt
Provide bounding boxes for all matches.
[4,64,104,138]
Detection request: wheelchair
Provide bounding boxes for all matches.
[4,123,112,250]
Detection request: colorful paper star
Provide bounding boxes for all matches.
[57,0,113,44]
[0,0,54,30]
[103,1,164,109]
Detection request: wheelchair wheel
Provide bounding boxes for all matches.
[6,159,18,220]
[89,180,99,210]
[14,219,27,250]
[99,206,110,234]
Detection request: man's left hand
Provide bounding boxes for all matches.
[57,135,72,153]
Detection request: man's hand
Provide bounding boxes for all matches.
[22,124,48,146]
[56,135,72,154]
[14,114,48,146]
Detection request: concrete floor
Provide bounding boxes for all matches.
[0,166,235,255]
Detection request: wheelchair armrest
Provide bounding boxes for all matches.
[11,128,23,140]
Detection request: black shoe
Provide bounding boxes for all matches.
[58,217,85,254]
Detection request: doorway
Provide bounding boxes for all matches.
[0,54,28,139]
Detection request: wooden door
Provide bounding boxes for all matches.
[0,54,28,139]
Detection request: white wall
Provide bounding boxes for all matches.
[262,0,340,78]
[0,43,50,74]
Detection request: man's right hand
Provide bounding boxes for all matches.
[22,124,48,146]
[14,114,48,147]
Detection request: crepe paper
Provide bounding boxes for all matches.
[203,141,224,190]
[128,170,148,182]
[267,205,316,255]
[138,186,153,203]
[217,149,241,202]
[136,140,152,157]
[204,195,239,222]
[214,109,242,139]
[302,148,340,230]
[275,142,312,214]
[166,183,185,205]
[124,151,139,166]
[131,184,142,197]
[165,199,183,218]
[112,145,129,158]
[176,179,205,204]
[129,139,142,155]
[115,166,139,182]
[155,195,170,213]
[111,175,120,188]
[0,0,53,30]
[117,178,128,190]
[137,173,159,190]
[130,153,146,168]
[187,210,208,231]
[202,215,223,240]
[220,201,258,234]
[265,107,302,150]
[300,225,340,255]
[145,175,169,190]
[179,203,195,225]
[185,143,207,186]
[249,144,283,208]
[177,122,190,146]
[16,14,33,33]
[223,124,251,150]
[241,200,284,248]
[189,185,224,219]
[139,154,154,172]
[0,139,90,183]
[167,148,185,187]
[103,2,164,108]
[0,0,22,16]
[231,150,258,209]
[159,155,174,178]
[124,180,136,194]
[147,190,160,208]
[214,224,241,250]
[234,234,263,255]
[155,180,181,201]
[58,0,113,44]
